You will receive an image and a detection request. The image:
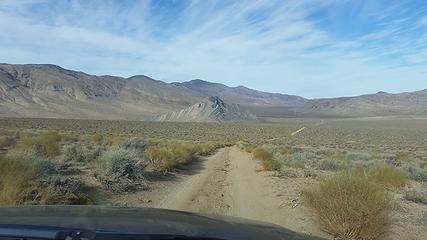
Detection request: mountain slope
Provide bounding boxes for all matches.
[302,90,427,117]
[157,96,258,122]
[172,79,307,107]
[0,63,426,120]
[0,64,199,119]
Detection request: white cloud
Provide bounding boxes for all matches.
[0,0,425,98]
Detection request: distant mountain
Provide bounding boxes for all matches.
[0,63,426,120]
[157,96,257,122]
[301,90,427,117]
[172,79,307,107]
[0,64,302,120]
[0,64,201,119]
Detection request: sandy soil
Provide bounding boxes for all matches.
[154,146,328,239]
[89,146,426,240]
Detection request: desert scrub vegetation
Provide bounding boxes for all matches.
[0,152,90,205]
[96,147,147,192]
[404,190,427,204]
[318,159,344,171]
[146,141,223,171]
[16,131,62,158]
[302,171,393,240]
[62,143,86,162]
[262,158,282,171]
[366,165,407,189]
[252,147,272,161]
[250,146,282,171]
[0,155,37,204]
[405,165,427,182]
[92,133,103,144]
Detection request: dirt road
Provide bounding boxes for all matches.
[155,146,326,238]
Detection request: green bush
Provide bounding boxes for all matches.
[101,148,144,179]
[302,172,392,240]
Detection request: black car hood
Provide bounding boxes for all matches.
[0,206,324,240]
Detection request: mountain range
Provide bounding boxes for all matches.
[0,63,426,121]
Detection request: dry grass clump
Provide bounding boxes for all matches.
[18,131,62,158]
[252,147,272,161]
[92,133,103,144]
[0,155,36,205]
[395,151,410,162]
[367,165,407,189]
[0,135,16,148]
[145,141,222,171]
[193,142,221,156]
[251,147,281,171]
[302,172,392,240]
[262,158,282,171]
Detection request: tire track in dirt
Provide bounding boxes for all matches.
[156,146,326,239]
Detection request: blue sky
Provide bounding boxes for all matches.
[0,0,426,98]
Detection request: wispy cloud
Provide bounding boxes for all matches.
[0,0,426,98]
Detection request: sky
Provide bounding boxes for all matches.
[0,0,426,98]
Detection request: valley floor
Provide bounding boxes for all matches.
[98,146,426,240]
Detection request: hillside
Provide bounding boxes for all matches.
[302,90,427,117]
[0,64,304,120]
[0,63,426,120]
[172,79,307,107]
[157,96,257,122]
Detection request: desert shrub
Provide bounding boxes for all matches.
[395,151,410,162]
[318,159,343,171]
[39,176,91,205]
[279,146,292,155]
[98,147,147,192]
[19,132,61,158]
[404,190,427,204]
[346,152,371,162]
[367,165,407,189]
[122,138,147,152]
[40,131,62,142]
[252,147,272,161]
[262,158,281,171]
[146,146,174,171]
[170,143,196,165]
[194,142,219,156]
[302,172,392,240]
[92,133,103,144]
[62,143,85,162]
[405,165,427,182]
[0,155,37,205]
[244,143,257,153]
[86,145,104,162]
[0,135,16,148]
[101,147,145,179]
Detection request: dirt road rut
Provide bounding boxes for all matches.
[156,146,325,238]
